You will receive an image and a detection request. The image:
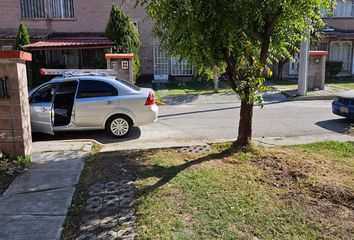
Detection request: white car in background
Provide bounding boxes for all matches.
[28,73,158,138]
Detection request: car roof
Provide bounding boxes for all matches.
[338,90,354,99]
[50,75,116,84]
[29,75,139,96]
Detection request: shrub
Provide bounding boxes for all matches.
[17,155,31,169]
[326,61,343,79]
[13,22,30,50]
[106,4,141,81]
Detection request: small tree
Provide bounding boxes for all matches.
[138,0,333,148]
[106,4,141,80]
[13,22,30,50]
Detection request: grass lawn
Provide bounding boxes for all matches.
[62,141,354,239]
[137,141,354,239]
[327,76,354,90]
[154,81,233,98]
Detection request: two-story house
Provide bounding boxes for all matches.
[282,0,354,80]
[0,0,194,86]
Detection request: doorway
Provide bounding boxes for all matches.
[153,46,169,81]
[53,81,78,127]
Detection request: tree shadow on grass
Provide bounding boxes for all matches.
[135,147,237,196]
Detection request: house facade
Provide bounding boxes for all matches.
[282,0,354,79]
[0,0,193,86]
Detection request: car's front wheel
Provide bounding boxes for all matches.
[106,115,132,138]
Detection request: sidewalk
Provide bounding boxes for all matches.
[0,141,92,240]
[161,91,288,105]
[281,85,346,101]
[101,133,354,152]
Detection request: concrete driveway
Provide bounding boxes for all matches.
[32,100,353,151]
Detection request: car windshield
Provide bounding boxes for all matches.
[117,79,141,91]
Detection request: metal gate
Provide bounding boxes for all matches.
[153,46,169,81]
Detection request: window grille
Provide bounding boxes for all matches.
[51,0,75,19]
[171,57,194,76]
[323,0,354,18]
[20,0,46,19]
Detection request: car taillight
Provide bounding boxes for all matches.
[145,92,155,106]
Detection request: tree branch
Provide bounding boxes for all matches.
[260,6,283,66]
[223,48,238,92]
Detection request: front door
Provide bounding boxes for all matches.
[153,46,169,81]
[29,84,55,135]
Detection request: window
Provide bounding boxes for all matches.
[1,46,12,50]
[51,0,75,19]
[121,61,129,69]
[311,43,328,51]
[20,0,46,19]
[171,57,194,76]
[31,84,55,103]
[117,79,141,91]
[77,80,118,98]
[323,0,354,17]
[329,41,352,71]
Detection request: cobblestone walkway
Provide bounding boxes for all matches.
[76,180,137,239]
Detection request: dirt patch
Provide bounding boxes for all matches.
[308,184,354,211]
[0,158,27,195]
[0,172,18,195]
[252,148,354,236]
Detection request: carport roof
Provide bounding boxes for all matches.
[23,37,114,50]
[0,32,49,40]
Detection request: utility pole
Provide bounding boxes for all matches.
[298,34,310,96]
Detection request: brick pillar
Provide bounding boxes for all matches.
[105,53,135,83]
[0,51,32,156]
[308,51,328,91]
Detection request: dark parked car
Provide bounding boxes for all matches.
[332,90,354,120]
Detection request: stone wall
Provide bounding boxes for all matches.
[0,51,32,156]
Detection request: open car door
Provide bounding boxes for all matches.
[29,83,55,135]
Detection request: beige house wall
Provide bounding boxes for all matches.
[324,18,354,31]
[0,0,158,76]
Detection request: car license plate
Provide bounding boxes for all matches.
[340,106,349,113]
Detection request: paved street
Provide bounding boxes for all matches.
[33,100,353,151]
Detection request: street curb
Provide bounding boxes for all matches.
[289,95,336,101]
[280,91,336,101]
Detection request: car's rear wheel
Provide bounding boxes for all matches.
[106,115,132,138]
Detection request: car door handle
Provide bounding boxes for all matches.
[104,101,112,105]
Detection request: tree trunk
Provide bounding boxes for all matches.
[236,99,254,147]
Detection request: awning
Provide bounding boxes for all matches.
[0,32,49,40]
[24,37,114,51]
[323,28,354,38]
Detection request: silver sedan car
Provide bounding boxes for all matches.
[29,74,158,137]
